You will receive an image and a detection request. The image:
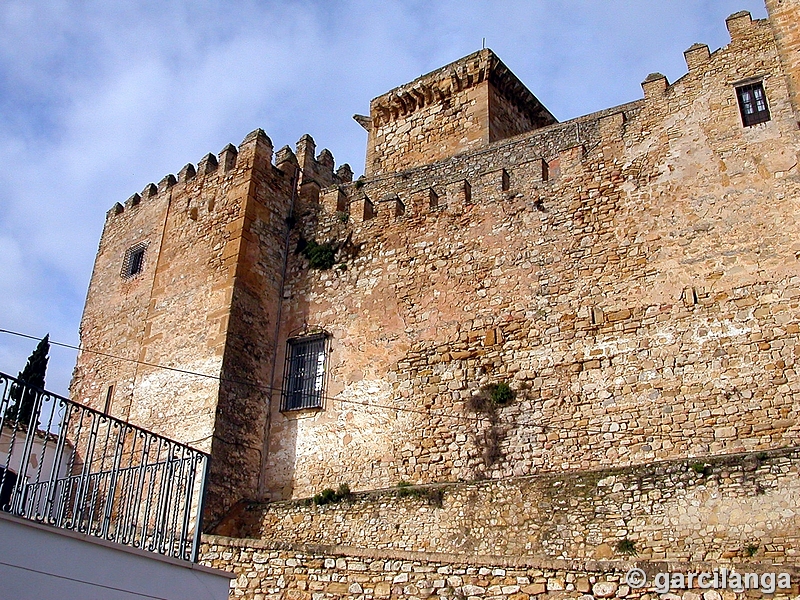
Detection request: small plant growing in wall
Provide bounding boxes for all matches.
[396,480,415,498]
[616,538,638,556]
[465,381,516,472]
[690,461,711,477]
[298,236,338,270]
[395,481,443,507]
[312,483,351,505]
[312,488,338,505]
[467,381,517,414]
[336,211,349,223]
[745,543,760,557]
[336,482,351,499]
[488,382,515,406]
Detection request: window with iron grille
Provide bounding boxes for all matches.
[121,242,147,278]
[281,334,328,411]
[736,81,770,127]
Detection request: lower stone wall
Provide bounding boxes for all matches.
[227,447,800,564]
[199,537,800,600]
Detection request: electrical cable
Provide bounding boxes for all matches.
[0,327,609,434]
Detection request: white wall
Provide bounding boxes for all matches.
[0,512,232,600]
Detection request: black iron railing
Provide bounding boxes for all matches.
[0,372,209,562]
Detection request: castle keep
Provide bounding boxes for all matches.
[71,3,800,598]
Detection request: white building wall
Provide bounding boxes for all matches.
[0,512,232,600]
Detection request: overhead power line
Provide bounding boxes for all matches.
[0,327,608,434]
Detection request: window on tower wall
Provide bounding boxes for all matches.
[736,80,771,126]
[281,333,329,411]
[121,242,147,278]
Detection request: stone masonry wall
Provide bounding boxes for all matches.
[260,13,800,502]
[70,179,171,419]
[489,82,539,143]
[764,0,800,123]
[235,447,800,565]
[200,537,800,600]
[70,128,326,524]
[365,49,556,176]
[369,79,489,177]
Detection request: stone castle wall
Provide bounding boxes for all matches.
[260,13,800,502]
[368,77,488,177]
[234,447,800,565]
[200,536,800,600]
[765,0,800,122]
[70,2,800,542]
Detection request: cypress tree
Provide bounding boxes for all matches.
[5,335,50,427]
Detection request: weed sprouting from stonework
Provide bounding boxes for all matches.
[467,382,516,414]
[690,461,711,476]
[395,481,444,506]
[489,382,515,406]
[745,543,760,557]
[298,236,338,270]
[616,538,638,556]
[465,381,515,471]
[312,488,338,505]
[396,480,414,497]
[336,482,351,499]
[312,483,351,505]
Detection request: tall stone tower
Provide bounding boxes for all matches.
[69,129,347,525]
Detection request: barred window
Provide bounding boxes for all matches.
[736,81,770,127]
[281,334,328,411]
[121,242,147,278]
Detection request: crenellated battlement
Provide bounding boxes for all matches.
[639,11,774,104]
[369,49,555,132]
[105,129,351,223]
[362,48,558,177]
[316,103,635,240]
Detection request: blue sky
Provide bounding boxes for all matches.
[0,0,768,397]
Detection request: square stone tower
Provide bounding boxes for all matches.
[69,129,347,526]
[359,49,557,176]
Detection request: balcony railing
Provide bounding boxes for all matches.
[0,372,209,562]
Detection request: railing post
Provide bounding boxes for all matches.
[191,454,210,563]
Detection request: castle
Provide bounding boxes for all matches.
[70,2,800,598]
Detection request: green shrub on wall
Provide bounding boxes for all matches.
[298,236,338,270]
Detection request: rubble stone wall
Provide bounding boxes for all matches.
[368,80,489,176]
[261,13,800,501]
[200,536,800,600]
[236,447,800,565]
